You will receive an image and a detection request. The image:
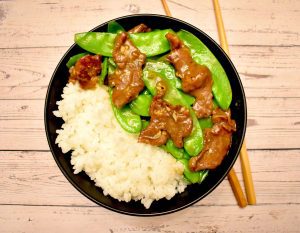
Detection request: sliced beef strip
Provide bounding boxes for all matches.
[139,81,193,148]
[108,32,146,108]
[189,108,236,171]
[128,23,151,33]
[166,32,213,118]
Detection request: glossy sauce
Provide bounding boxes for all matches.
[189,108,236,171]
[166,33,213,118]
[69,54,102,89]
[108,32,146,108]
[139,81,193,148]
[128,23,151,33]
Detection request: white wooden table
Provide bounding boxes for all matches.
[0,0,299,232]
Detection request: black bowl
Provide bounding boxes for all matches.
[45,14,247,216]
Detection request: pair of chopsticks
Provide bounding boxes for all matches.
[161,0,256,207]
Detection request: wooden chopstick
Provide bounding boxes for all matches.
[161,0,249,208]
[161,0,172,16]
[228,168,247,207]
[240,142,256,204]
[212,0,256,205]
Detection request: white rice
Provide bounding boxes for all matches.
[54,82,187,208]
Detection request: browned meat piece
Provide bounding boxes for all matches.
[139,124,170,146]
[189,108,236,171]
[128,23,151,33]
[139,81,193,148]
[69,54,102,89]
[190,78,213,118]
[166,32,213,118]
[108,32,146,108]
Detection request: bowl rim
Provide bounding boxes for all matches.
[44,13,247,216]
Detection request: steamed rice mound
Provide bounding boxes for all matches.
[54,83,187,208]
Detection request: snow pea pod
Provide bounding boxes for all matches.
[66,52,88,68]
[145,60,181,89]
[75,32,116,57]
[107,57,116,75]
[107,20,125,33]
[143,61,195,106]
[162,140,190,160]
[99,57,108,84]
[213,98,219,109]
[198,117,213,130]
[183,113,203,157]
[129,91,152,117]
[162,139,208,184]
[177,30,232,110]
[129,29,172,57]
[179,159,208,184]
[143,61,203,156]
[109,88,142,134]
[75,29,172,57]
[141,120,150,130]
[180,91,196,107]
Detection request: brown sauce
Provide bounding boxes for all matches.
[139,81,193,148]
[128,23,151,33]
[68,54,102,89]
[108,32,146,108]
[189,108,236,171]
[166,32,213,118]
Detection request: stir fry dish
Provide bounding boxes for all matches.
[64,21,236,185]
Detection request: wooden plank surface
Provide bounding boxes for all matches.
[1,150,299,206]
[1,204,299,233]
[0,0,299,47]
[0,0,299,232]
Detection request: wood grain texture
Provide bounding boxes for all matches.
[0,0,215,48]
[1,150,299,207]
[0,204,299,233]
[220,0,300,46]
[0,0,300,232]
[1,0,299,48]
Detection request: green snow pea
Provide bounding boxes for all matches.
[183,113,203,156]
[129,91,153,117]
[101,21,121,83]
[109,88,142,134]
[142,61,195,106]
[162,139,190,160]
[75,32,116,57]
[144,60,182,89]
[66,52,88,68]
[143,61,203,156]
[141,120,150,130]
[129,29,172,57]
[198,117,213,130]
[179,159,209,184]
[142,89,151,95]
[180,91,195,107]
[107,58,143,132]
[107,20,125,33]
[213,98,219,109]
[107,57,116,75]
[99,57,108,84]
[75,29,172,57]
[177,30,232,110]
